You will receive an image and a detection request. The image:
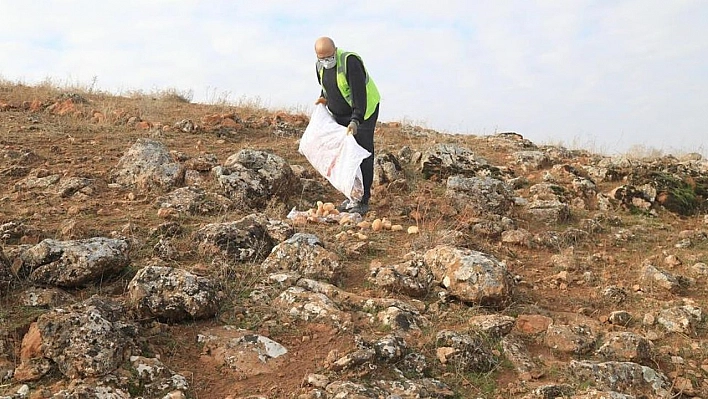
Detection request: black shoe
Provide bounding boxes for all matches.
[348,202,369,215]
[336,199,351,212]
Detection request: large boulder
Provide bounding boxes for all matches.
[16,237,130,288]
[445,175,514,216]
[127,265,223,322]
[656,304,703,334]
[595,332,653,364]
[111,139,183,191]
[216,149,301,209]
[193,214,282,263]
[15,297,136,380]
[368,255,433,298]
[569,360,670,398]
[154,186,233,215]
[512,150,552,171]
[213,163,268,210]
[261,233,342,283]
[373,152,407,189]
[420,143,501,179]
[423,245,513,307]
[272,286,352,329]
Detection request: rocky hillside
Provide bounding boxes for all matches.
[0,83,707,399]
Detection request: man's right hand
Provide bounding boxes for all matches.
[315,97,327,105]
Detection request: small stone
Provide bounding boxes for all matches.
[608,310,632,325]
[643,313,655,325]
[436,347,456,364]
[674,238,691,248]
[305,373,329,388]
[664,255,682,267]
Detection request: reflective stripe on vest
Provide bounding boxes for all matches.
[318,48,380,120]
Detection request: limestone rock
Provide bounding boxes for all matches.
[154,186,233,215]
[17,237,129,288]
[640,262,682,293]
[656,304,703,333]
[420,143,499,179]
[193,214,277,262]
[596,332,653,363]
[445,175,514,216]
[424,245,513,307]
[435,330,497,372]
[19,287,74,308]
[128,265,223,322]
[111,138,183,191]
[272,286,351,329]
[19,297,136,379]
[373,152,407,187]
[261,233,342,284]
[129,356,190,398]
[525,199,570,224]
[220,149,301,207]
[545,324,597,355]
[368,256,433,298]
[376,306,424,334]
[569,360,670,397]
[469,314,516,337]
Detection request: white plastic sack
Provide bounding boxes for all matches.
[298,104,371,202]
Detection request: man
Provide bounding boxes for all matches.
[314,36,380,215]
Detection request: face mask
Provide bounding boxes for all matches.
[318,56,336,70]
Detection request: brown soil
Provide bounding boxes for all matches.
[0,83,707,398]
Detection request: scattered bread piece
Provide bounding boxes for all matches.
[407,226,419,234]
[371,218,383,231]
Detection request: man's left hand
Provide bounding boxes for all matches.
[347,120,358,135]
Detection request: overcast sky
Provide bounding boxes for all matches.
[1,1,707,156]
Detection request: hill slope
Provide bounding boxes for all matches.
[1,83,707,398]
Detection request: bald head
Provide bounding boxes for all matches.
[314,37,336,58]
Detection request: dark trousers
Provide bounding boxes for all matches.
[333,104,379,204]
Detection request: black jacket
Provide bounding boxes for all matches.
[317,54,368,125]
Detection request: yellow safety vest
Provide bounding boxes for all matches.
[319,48,380,120]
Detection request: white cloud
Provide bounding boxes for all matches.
[0,0,706,155]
